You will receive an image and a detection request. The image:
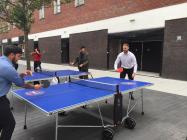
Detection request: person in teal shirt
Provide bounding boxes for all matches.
[0,45,41,140]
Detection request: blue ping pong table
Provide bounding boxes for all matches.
[12,77,153,140]
[10,70,91,110]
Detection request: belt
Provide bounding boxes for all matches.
[122,67,133,70]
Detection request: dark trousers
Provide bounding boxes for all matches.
[0,96,15,140]
[120,67,134,80]
[78,67,88,79]
[34,61,41,72]
[120,67,134,98]
[34,61,42,85]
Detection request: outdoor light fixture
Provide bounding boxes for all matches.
[176,35,182,41]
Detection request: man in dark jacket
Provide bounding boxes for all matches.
[71,46,89,79]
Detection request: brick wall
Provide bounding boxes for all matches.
[0,0,186,39]
[69,30,108,69]
[39,36,61,64]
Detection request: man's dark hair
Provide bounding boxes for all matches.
[4,45,22,56]
[80,46,86,49]
[123,43,129,47]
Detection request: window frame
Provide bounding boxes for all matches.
[54,0,61,14]
[39,5,45,20]
[75,0,85,7]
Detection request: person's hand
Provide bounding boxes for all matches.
[35,49,40,54]
[34,84,41,90]
[20,70,32,78]
[132,73,136,79]
[79,64,83,67]
[20,73,26,78]
[116,67,123,73]
[26,70,32,76]
[70,62,74,66]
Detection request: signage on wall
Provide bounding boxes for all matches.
[176,35,182,41]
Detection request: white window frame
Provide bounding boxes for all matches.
[75,0,85,7]
[7,23,11,31]
[39,5,45,19]
[54,0,61,14]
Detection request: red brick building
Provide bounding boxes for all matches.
[0,0,187,80]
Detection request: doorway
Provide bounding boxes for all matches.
[61,39,69,63]
[129,41,162,73]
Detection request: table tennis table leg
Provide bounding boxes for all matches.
[55,114,58,140]
[24,104,28,129]
[89,73,93,79]
[96,103,105,127]
[141,89,144,115]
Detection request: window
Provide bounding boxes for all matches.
[39,5,45,19]
[54,0,61,14]
[7,23,11,31]
[75,0,85,7]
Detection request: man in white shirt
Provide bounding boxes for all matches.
[114,43,137,99]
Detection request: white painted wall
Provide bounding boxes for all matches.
[8,2,187,41]
[2,39,7,43]
[12,37,18,42]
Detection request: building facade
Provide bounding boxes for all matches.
[0,0,187,80]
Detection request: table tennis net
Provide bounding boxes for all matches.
[36,70,85,77]
[70,78,118,92]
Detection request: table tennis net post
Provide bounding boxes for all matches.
[70,78,119,92]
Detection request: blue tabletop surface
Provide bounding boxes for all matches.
[24,70,88,82]
[13,77,152,114]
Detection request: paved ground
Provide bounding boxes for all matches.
[8,61,187,140]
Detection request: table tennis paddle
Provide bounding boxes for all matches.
[116,67,123,73]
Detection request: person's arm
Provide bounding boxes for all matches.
[132,54,137,73]
[114,54,121,70]
[3,67,25,87]
[35,49,40,55]
[3,67,40,89]
[31,51,36,55]
[131,54,137,78]
[71,57,79,65]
